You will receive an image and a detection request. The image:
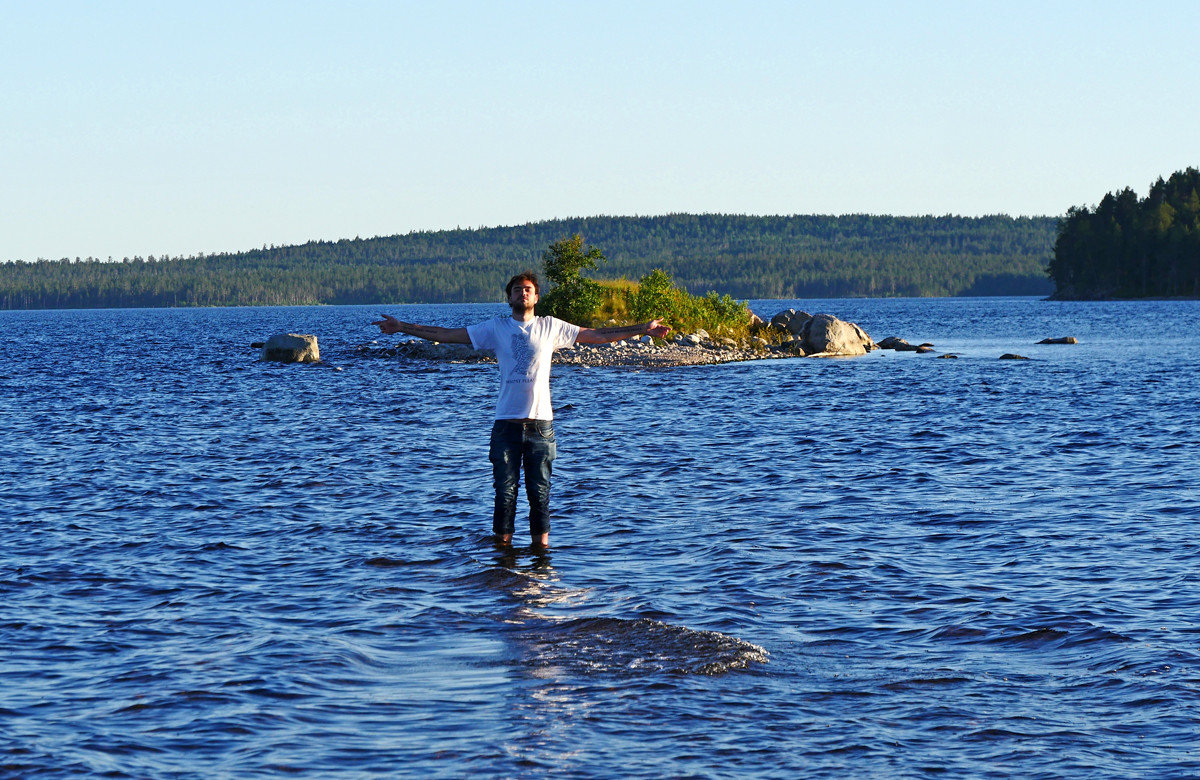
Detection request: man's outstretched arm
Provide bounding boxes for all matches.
[575,319,670,345]
[372,314,472,344]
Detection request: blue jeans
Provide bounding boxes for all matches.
[489,420,556,537]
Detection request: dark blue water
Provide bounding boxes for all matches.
[3,298,1199,778]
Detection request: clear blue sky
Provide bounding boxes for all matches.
[3,0,1197,262]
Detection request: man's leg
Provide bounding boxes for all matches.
[488,421,520,544]
[524,421,557,547]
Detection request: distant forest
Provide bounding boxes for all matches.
[0,213,1056,310]
[1048,167,1200,299]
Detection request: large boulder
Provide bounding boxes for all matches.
[769,309,813,336]
[260,333,320,363]
[800,314,874,356]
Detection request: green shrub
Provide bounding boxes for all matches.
[625,268,753,339]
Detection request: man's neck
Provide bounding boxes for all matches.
[510,308,535,323]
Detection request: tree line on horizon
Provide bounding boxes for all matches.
[1048,167,1200,299]
[0,213,1056,310]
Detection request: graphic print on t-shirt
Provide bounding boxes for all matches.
[509,332,534,377]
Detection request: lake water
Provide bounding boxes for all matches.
[2,297,1199,778]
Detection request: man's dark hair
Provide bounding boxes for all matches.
[505,271,540,297]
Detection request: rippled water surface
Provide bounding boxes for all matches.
[3,298,1199,778]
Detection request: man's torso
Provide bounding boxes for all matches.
[467,315,580,420]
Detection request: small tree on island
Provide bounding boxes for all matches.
[537,234,606,324]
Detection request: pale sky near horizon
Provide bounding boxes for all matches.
[3,1,1197,263]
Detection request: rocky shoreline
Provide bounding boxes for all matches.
[265,308,1077,367]
[356,337,799,368]
[355,309,883,368]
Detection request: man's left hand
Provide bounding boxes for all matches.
[646,319,671,338]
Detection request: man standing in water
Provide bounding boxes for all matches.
[373,272,670,549]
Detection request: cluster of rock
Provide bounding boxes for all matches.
[360,340,496,364]
[767,310,875,356]
[555,335,762,368]
[350,310,884,368]
[357,333,764,368]
[876,336,936,353]
[257,315,1080,368]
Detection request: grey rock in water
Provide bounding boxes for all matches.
[769,309,813,336]
[768,310,792,329]
[787,315,812,336]
[800,314,874,356]
[878,336,930,351]
[937,354,959,359]
[1037,337,1079,344]
[999,353,1030,360]
[877,336,924,352]
[261,333,320,363]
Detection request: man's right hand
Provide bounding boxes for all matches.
[371,315,473,345]
[372,313,403,334]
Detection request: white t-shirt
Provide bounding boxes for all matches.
[467,315,581,420]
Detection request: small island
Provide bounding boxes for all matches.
[359,235,892,368]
